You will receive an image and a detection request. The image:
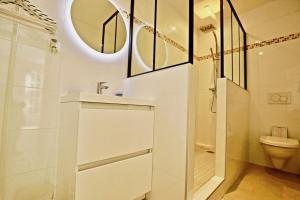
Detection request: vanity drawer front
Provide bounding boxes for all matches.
[75,153,152,200]
[77,109,154,165]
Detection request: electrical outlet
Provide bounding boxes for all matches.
[268,92,291,104]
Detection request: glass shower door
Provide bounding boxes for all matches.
[0,17,14,200]
[0,19,60,200]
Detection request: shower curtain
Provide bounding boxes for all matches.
[0,16,60,200]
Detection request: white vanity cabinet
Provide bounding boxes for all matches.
[56,93,155,200]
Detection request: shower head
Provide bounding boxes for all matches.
[199,24,216,33]
[199,24,219,60]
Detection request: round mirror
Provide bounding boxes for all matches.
[136,26,167,69]
[71,0,127,54]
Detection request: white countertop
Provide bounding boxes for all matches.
[60,92,155,106]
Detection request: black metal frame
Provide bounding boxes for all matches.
[127,0,194,78]
[102,11,119,53]
[220,0,247,89]
[126,0,247,88]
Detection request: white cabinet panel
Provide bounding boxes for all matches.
[75,153,152,200]
[77,109,154,165]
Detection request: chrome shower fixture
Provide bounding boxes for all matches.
[49,38,59,53]
[199,24,216,33]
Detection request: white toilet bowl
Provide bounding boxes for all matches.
[260,136,299,169]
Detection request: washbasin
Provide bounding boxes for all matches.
[60,92,155,106]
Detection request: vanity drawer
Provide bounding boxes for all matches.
[75,153,152,200]
[77,109,154,165]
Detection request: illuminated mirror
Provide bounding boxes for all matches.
[71,0,127,54]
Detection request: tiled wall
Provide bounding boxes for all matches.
[243,0,300,174]
[195,0,300,175]
[248,38,300,174]
[193,13,220,150]
[194,59,217,149]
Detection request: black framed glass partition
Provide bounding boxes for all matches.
[126,0,247,88]
[221,0,247,89]
[127,0,194,77]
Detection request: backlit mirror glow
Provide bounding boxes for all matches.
[71,0,127,54]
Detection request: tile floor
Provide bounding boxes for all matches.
[193,148,215,191]
[223,164,300,200]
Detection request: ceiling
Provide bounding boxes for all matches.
[229,0,275,15]
[193,0,276,27]
[194,0,275,18]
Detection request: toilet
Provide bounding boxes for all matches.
[260,127,299,169]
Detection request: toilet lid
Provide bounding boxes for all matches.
[260,136,299,148]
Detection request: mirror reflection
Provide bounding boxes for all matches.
[136,26,167,70]
[71,0,127,54]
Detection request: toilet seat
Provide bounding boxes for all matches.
[260,136,299,148]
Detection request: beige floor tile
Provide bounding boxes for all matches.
[193,148,215,191]
[223,164,300,200]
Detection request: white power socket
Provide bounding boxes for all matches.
[268,92,291,104]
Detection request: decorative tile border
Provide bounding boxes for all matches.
[0,0,56,33]
[121,10,300,62]
[246,32,300,50]
[195,32,300,62]
[122,10,188,53]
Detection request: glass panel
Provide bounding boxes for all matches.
[156,0,189,68]
[129,0,192,76]
[223,1,232,80]
[240,30,245,88]
[0,18,14,169]
[154,31,167,69]
[0,23,60,199]
[130,0,155,76]
[0,18,13,86]
[136,26,155,68]
[232,15,240,85]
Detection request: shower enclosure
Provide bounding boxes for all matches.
[192,0,247,199]
[0,2,59,199]
[126,0,247,199]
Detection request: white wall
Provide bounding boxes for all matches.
[124,64,192,200]
[225,80,249,187]
[210,79,249,200]
[194,59,217,149]
[30,0,128,95]
[241,0,300,174]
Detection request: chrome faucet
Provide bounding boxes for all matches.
[97,82,109,94]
